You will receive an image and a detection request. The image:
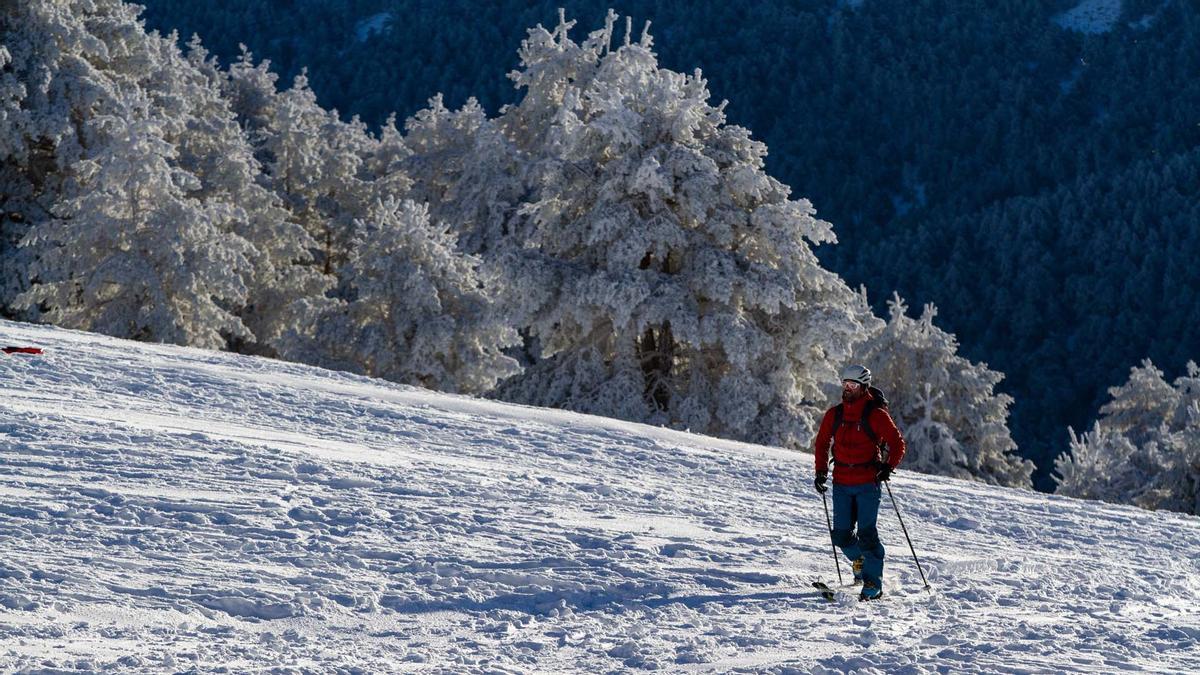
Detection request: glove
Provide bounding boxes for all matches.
[875,463,893,483]
[814,471,828,493]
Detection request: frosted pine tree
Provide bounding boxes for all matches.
[222,47,519,390]
[0,0,113,315]
[0,41,31,180]
[1145,424,1199,515]
[1087,359,1177,446]
[222,47,281,135]
[19,106,255,348]
[491,12,873,447]
[276,197,519,395]
[900,383,971,478]
[0,41,36,312]
[364,113,414,198]
[0,45,21,158]
[5,0,259,348]
[174,38,327,353]
[854,293,1033,487]
[1056,425,1157,506]
[1057,360,1200,514]
[224,59,376,279]
[403,95,528,257]
[401,94,550,352]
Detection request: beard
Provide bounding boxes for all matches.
[842,387,866,403]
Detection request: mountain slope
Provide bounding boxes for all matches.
[0,320,1197,672]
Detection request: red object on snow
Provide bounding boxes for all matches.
[3,346,43,355]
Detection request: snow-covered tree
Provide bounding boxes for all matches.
[899,383,970,475]
[0,0,114,315]
[403,95,527,257]
[1086,358,1178,446]
[0,41,36,312]
[276,197,519,395]
[401,94,549,361]
[4,0,262,348]
[222,47,281,134]
[225,57,378,280]
[1056,425,1164,509]
[281,78,374,274]
[364,112,414,197]
[1056,360,1200,514]
[18,106,255,348]
[3,0,522,389]
[0,45,21,158]
[172,38,327,353]
[490,12,875,448]
[854,293,1033,487]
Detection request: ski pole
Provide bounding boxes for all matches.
[884,480,930,590]
[820,489,843,585]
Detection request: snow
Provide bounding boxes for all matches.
[1054,0,1123,34]
[355,12,393,42]
[1,319,1199,672]
[1129,0,1172,31]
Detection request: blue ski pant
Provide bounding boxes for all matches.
[830,482,885,586]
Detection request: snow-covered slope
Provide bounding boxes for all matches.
[1,320,1198,673]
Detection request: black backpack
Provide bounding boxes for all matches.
[831,386,890,464]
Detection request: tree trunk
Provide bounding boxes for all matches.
[639,322,674,412]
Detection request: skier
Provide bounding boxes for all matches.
[813,364,906,601]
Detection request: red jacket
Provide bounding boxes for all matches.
[814,392,906,485]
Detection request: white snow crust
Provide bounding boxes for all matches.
[1,319,1198,672]
[355,12,393,42]
[1054,0,1123,34]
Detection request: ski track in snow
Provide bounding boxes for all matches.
[1,320,1198,673]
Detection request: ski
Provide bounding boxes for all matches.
[812,580,885,602]
[811,580,837,602]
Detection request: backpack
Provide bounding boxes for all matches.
[831,386,890,464]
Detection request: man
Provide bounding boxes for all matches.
[813,364,906,601]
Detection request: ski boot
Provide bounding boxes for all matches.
[859,580,883,601]
[852,557,864,585]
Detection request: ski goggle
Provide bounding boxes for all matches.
[842,380,862,389]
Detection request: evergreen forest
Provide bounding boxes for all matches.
[133,0,1200,489]
[6,0,1197,498]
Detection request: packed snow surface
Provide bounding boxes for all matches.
[1054,0,1123,34]
[1,320,1198,672]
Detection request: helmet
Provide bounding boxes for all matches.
[839,364,872,387]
